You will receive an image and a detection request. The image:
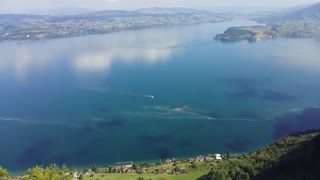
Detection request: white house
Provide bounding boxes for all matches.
[214,154,222,160]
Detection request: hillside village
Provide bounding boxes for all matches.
[72,154,224,179]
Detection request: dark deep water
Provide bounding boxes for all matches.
[1,19,320,172]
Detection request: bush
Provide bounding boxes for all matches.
[190,163,197,169]
[0,166,9,177]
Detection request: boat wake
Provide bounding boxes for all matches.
[123,105,275,122]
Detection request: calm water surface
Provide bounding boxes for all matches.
[1,19,320,171]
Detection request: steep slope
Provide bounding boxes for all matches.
[198,130,320,180]
[253,131,320,180]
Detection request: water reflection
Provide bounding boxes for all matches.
[73,47,174,72]
[0,29,181,80]
[1,20,320,171]
[0,44,53,81]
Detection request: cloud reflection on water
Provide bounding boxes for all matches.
[0,29,181,80]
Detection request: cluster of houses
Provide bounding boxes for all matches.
[155,154,224,175]
[113,161,134,173]
[186,154,222,163]
[154,166,187,175]
[72,154,224,179]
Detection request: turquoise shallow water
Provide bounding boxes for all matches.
[1,19,320,172]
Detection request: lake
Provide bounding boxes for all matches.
[1,19,320,172]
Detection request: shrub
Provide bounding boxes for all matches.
[0,166,9,178]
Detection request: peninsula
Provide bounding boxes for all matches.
[214,2,320,42]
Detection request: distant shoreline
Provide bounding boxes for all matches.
[0,8,231,42]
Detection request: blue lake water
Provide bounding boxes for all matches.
[1,19,320,172]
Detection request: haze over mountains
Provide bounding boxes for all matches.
[255,2,320,22]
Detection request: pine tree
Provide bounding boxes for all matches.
[227,147,230,160]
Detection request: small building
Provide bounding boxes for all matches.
[164,159,172,164]
[215,154,222,160]
[172,166,186,175]
[73,171,82,178]
[116,161,133,168]
[205,157,215,162]
[155,167,166,174]
[196,156,205,162]
[114,166,128,173]
[188,158,195,163]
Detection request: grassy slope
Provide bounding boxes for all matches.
[83,162,211,180]
[83,170,210,180]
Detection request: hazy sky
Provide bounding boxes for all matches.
[1,0,319,13]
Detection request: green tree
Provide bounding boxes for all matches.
[0,166,9,178]
[226,147,230,160]
[133,163,141,170]
[92,164,97,173]
[25,164,71,180]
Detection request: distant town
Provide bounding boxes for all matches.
[0,8,230,41]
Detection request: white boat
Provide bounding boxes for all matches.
[144,95,155,99]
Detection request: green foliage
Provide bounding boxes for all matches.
[25,164,71,180]
[133,163,141,170]
[0,166,9,178]
[172,162,177,166]
[198,131,320,180]
[190,162,197,169]
[62,164,68,172]
[79,174,84,180]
